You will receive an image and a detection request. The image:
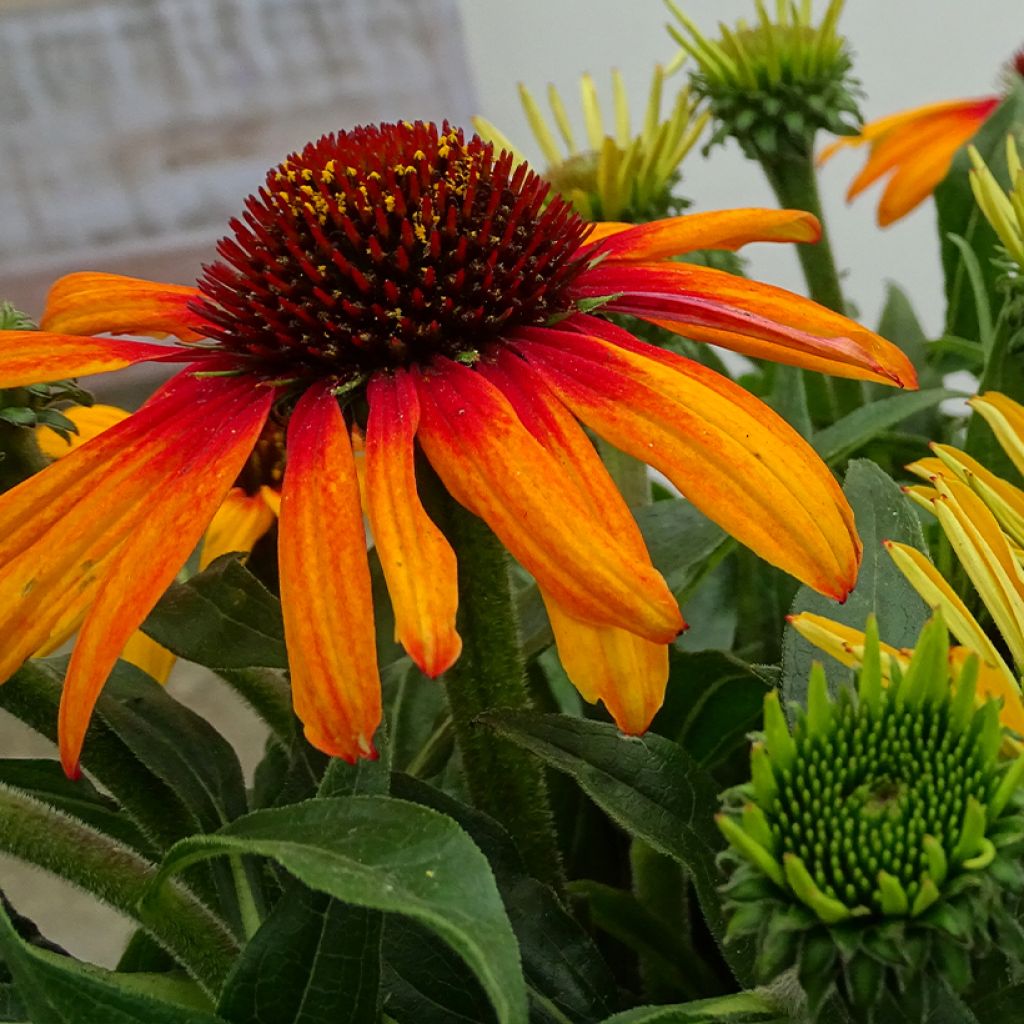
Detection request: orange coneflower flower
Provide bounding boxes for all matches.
[818,51,1024,226]
[0,121,916,775]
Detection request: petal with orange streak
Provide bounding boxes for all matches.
[0,333,186,389]
[365,370,461,678]
[37,404,131,460]
[199,488,277,570]
[583,208,820,262]
[0,371,243,680]
[515,327,860,601]
[544,595,669,735]
[876,130,972,227]
[278,384,381,763]
[58,376,273,775]
[42,272,207,341]
[569,263,917,388]
[414,358,682,642]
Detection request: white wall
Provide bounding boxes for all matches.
[458,0,1020,336]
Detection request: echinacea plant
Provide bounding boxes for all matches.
[719,616,1024,1019]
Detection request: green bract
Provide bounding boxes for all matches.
[666,0,861,160]
[718,616,1024,1020]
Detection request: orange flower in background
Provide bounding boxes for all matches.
[0,121,916,774]
[818,96,999,226]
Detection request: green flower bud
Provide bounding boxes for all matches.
[666,0,862,161]
[717,615,1024,1020]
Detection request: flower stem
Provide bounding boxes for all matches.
[0,784,237,995]
[436,492,564,892]
[759,146,864,420]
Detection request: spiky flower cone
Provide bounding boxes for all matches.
[717,616,1024,1020]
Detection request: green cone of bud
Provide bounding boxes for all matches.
[666,0,861,161]
[717,615,1024,1020]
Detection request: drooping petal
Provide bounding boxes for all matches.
[926,476,1024,670]
[37,404,131,459]
[414,358,682,642]
[58,375,273,775]
[884,540,1017,688]
[514,327,860,601]
[0,333,186,389]
[41,272,207,341]
[582,208,820,262]
[544,596,669,734]
[876,129,974,227]
[569,262,917,387]
[365,370,461,678]
[277,384,381,762]
[970,393,1024,477]
[199,488,278,570]
[478,350,677,731]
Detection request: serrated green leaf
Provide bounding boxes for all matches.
[480,711,751,986]
[782,460,930,704]
[146,796,527,1024]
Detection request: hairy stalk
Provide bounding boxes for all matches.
[436,493,564,893]
[760,147,865,420]
[0,784,237,995]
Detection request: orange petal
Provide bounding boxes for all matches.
[0,371,244,679]
[41,272,206,342]
[583,208,821,262]
[477,349,651,563]
[37,404,131,460]
[199,488,278,570]
[543,594,669,735]
[414,358,682,642]
[570,264,917,388]
[121,631,177,685]
[365,370,461,678]
[278,384,381,762]
[0,332,185,388]
[58,375,273,775]
[515,327,861,601]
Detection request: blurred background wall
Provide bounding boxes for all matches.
[0,0,1020,967]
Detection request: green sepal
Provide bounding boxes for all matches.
[875,871,909,915]
[858,616,883,711]
[910,877,941,917]
[741,802,774,852]
[990,756,1024,821]
[783,854,851,924]
[806,663,832,734]
[952,796,988,863]
[899,614,949,706]
[762,691,796,773]
[716,814,784,887]
[922,835,948,888]
[750,743,778,809]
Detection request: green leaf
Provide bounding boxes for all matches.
[383,659,449,775]
[391,772,617,1024]
[146,796,528,1024]
[0,661,194,852]
[143,556,286,669]
[634,500,732,601]
[0,897,227,1024]
[651,650,771,768]
[598,991,781,1022]
[876,284,939,388]
[218,754,390,1024]
[935,83,1024,342]
[0,759,151,855]
[481,711,751,986]
[812,388,958,466]
[782,459,930,704]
